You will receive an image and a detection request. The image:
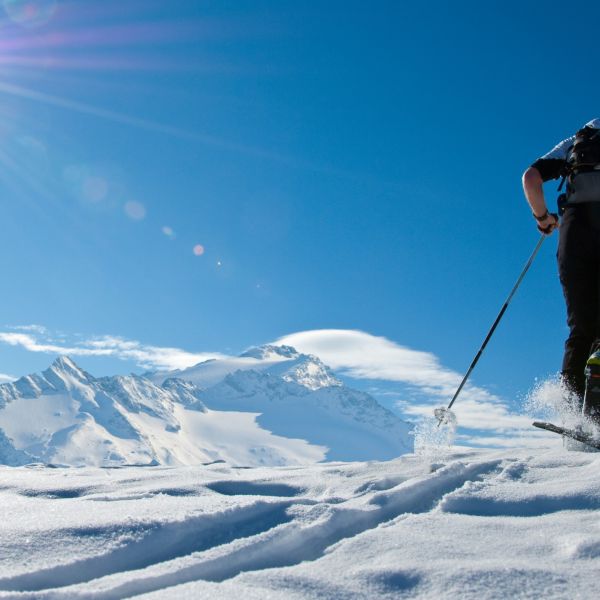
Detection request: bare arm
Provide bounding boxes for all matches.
[522,166,546,217]
[522,166,558,234]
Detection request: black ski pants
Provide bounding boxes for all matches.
[558,203,600,400]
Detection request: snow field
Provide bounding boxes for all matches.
[0,448,599,598]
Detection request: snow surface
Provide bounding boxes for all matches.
[0,447,598,598]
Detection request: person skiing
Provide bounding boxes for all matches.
[523,118,600,422]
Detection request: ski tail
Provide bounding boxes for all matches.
[533,421,600,450]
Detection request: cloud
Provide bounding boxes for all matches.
[455,431,557,449]
[7,324,49,334]
[276,329,539,441]
[0,373,15,383]
[82,335,226,370]
[277,329,461,390]
[0,332,78,355]
[0,331,225,371]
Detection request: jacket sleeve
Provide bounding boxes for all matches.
[531,135,575,182]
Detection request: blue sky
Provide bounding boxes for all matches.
[0,0,597,442]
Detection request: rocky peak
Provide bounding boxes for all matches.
[162,378,207,411]
[240,345,300,361]
[43,356,94,389]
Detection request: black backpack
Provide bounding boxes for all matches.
[557,126,600,205]
[567,126,600,173]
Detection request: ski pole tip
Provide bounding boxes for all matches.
[434,407,457,428]
[434,407,447,427]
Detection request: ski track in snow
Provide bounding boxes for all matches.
[0,449,599,599]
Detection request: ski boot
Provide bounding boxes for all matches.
[583,349,600,428]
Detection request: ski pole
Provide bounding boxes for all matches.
[436,234,546,426]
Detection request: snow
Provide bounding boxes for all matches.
[2,347,594,596]
[150,345,342,391]
[0,447,598,598]
[0,350,412,466]
[200,369,410,462]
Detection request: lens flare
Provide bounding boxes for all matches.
[0,0,279,256]
[82,176,108,203]
[124,200,145,221]
[63,165,114,206]
[3,0,57,29]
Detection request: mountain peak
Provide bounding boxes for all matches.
[240,345,300,360]
[268,353,342,390]
[52,356,78,370]
[45,356,93,386]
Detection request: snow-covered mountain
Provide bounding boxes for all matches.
[153,345,411,461]
[199,370,407,462]
[0,356,322,467]
[0,347,412,467]
[150,344,342,390]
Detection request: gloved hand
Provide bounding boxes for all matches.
[535,211,559,235]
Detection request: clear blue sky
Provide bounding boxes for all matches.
[0,0,596,416]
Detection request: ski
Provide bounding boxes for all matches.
[532,421,600,450]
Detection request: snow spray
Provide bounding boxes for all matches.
[524,374,582,428]
[524,374,600,449]
[413,410,457,461]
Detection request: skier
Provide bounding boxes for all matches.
[523,118,600,424]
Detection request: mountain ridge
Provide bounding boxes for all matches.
[0,346,412,466]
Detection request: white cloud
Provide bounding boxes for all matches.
[0,373,15,383]
[7,324,49,334]
[82,335,227,370]
[276,329,537,440]
[0,332,80,355]
[0,331,226,371]
[454,434,556,449]
[277,329,460,390]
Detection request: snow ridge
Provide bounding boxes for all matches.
[151,345,342,391]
